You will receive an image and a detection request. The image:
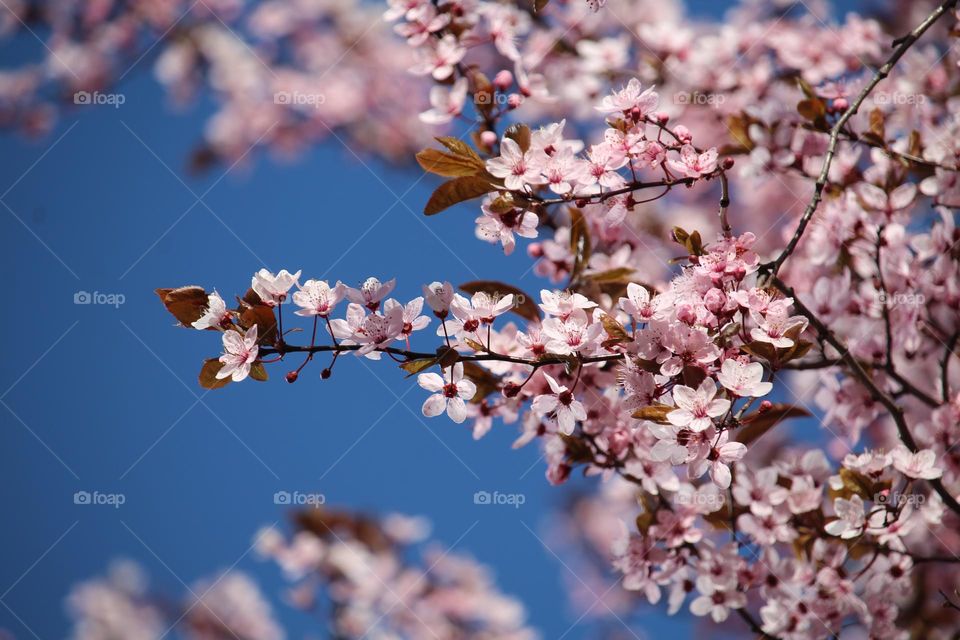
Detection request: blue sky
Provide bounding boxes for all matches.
[0,1,871,638]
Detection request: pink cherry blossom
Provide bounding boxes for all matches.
[217,326,259,382]
[292,279,346,318]
[531,374,586,435]
[485,137,546,191]
[252,269,301,306]
[717,359,772,397]
[667,379,730,432]
[667,145,719,179]
[418,363,477,423]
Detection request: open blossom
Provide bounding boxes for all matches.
[824,495,866,539]
[690,577,747,623]
[384,297,430,338]
[217,326,259,382]
[347,277,396,311]
[419,77,467,125]
[193,291,231,330]
[541,309,603,355]
[418,363,476,423]
[486,137,546,190]
[531,374,586,435]
[252,269,301,306]
[541,148,587,194]
[293,279,345,317]
[354,305,405,357]
[539,290,596,319]
[619,282,656,322]
[595,78,658,116]
[689,430,747,488]
[717,359,772,397]
[749,307,807,348]
[449,292,515,333]
[891,446,943,480]
[667,145,719,178]
[410,34,465,80]
[475,201,539,255]
[667,379,730,432]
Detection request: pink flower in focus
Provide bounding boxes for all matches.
[293,279,346,318]
[717,359,772,397]
[667,378,730,432]
[486,137,546,190]
[252,269,301,306]
[667,145,719,178]
[531,373,586,435]
[217,326,259,382]
[418,363,477,423]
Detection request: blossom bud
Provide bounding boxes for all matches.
[704,288,726,313]
[721,157,736,170]
[321,368,332,379]
[480,130,498,147]
[833,97,849,111]
[423,281,454,314]
[285,370,299,383]
[677,304,697,325]
[507,93,523,109]
[493,69,513,90]
[655,111,670,124]
[502,382,521,398]
[575,198,589,208]
[759,400,773,413]
[527,243,544,258]
[674,125,693,143]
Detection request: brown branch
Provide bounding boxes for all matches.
[766,0,959,278]
[771,276,960,517]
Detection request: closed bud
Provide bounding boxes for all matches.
[759,400,773,413]
[285,370,298,383]
[321,368,332,379]
[493,69,513,90]
[480,130,498,147]
[502,381,521,398]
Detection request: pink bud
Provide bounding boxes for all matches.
[286,371,298,383]
[674,125,693,143]
[677,304,697,325]
[502,382,521,398]
[480,130,498,147]
[722,157,736,170]
[493,69,514,90]
[759,400,773,413]
[704,288,726,313]
[655,111,670,124]
[833,97,849,111]
[507,93,524,109]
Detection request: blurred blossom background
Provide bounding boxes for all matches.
[0,0,868,638]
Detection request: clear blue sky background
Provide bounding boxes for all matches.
[0,1,866,638]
